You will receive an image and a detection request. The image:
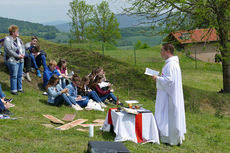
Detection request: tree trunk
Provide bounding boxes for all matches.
[222,59,230,92]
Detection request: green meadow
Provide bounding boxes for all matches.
[0,34,230,152]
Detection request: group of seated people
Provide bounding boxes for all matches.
[45,64,122,111]
[0,25,121,114]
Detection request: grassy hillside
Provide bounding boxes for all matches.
[0,34,230,152]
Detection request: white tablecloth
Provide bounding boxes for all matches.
[101,108,160,144]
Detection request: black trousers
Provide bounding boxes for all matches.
[24,54,31,73]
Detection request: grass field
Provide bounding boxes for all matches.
[0,34,230,152]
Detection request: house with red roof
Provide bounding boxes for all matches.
[168,28,219,62]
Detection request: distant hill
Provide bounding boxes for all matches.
[54,23,71,33]
[41,20,69,26]
[0,17,59,40]
[50,14,152,32]
[117,26,165,48]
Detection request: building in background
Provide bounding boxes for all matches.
[167,28,219,63]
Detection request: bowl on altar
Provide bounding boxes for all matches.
[135,104,142,109]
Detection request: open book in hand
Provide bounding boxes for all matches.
[76,97,86,101]
[144,68,159,76]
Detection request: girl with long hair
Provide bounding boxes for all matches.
[91,75,122,105]
[46,74,82,111]
[78,76,106,108]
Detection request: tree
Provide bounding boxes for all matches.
[67,0,93,43]
[126,0,230,93]
[135,40,142,49]
[43,32,56,40]
[88,1,121,44]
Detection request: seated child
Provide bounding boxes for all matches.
[97,68,112,91]
[78,76,106,108]
[88,67,103,88]
[66,74,89,108]
[29,44,47,77]
[91,74,122,105]
[43,60,60,87]
[46,74,82,111]
[56,59,69,88]
[0,84,13,115]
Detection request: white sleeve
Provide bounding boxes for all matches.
[156,66,174,89]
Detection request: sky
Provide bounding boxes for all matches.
[0,0,130,24]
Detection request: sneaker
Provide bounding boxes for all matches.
[85,107,93,111]
[4,98,13,103]
[43,92,48,96]
[18,90,24,93]
[11,92,18,95]
[72,104,83,111]
[95,108,104,112]
[25,72,31,82]
[100,102,107,108]
[36,70,41,78]
[2,109,14,116]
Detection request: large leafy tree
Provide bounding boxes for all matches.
[88,1,121,44]
[126,0,230,93]
[67,0,93,43]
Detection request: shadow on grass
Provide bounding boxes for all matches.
[38,82,45,91]
[39,99,50,106]
[183,84,230,116]
[0,81,10,91]
[101,129,116,141]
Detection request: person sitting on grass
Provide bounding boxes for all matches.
[91,74,122,105]
[88,67,102,88]
[56,58,69,88]
[46,74,82,111]
[43,60,60,87]
[0,84,13,103]
[78,76,107,108]
[25,36,41,77]
[0,84,13,115]
[97,68,112,91]
[0,38,4,55]
[29,44,47,77]
[66,74,89,109]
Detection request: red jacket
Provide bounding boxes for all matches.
[95,85,110,96]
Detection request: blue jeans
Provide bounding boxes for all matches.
[0,100,6,111]
[87,91,102,102]
[53,94,73,106]
[0,84,6,99]
[100,92,117,102]
[69,96,89,108]
[59,78,67,89]
[76,96,89,108]
[30,53,47,70]
[7,62,24,93]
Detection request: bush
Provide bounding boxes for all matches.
[141,42,150,49]
[135,40,142,49]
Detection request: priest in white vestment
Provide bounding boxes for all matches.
[152,43,186,145]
